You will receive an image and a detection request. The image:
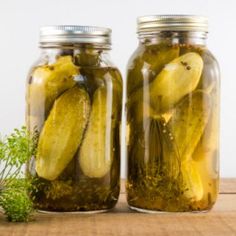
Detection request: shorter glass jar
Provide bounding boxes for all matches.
[26,26,122,212]
[126,15,220,212]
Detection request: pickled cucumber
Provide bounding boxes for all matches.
[193,100,219,162]
[181,161,203,201]
[27,56,78,116]
[192,123,219,173]
[192,57,220,163]
[36,86,90,180]
[127,45,179,95]
[128,53,203,113]
[74,49,101,66]
[79,86,116,178]
[168,91,212,162]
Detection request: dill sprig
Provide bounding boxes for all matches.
[0,127,36,222]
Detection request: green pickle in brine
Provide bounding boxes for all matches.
[26,56,78,133]
[127,45,179,95]
[27,56,78,116]
[79,84,120,178]
[127,43,219,212]
[27,53,122,212]
[36,86,90,181]
[168,91,212,162]
[128,52,203,113]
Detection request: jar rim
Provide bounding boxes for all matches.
[137,15,208,35]
[39,25,112,47]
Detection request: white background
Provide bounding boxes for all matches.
[0,0,235,177]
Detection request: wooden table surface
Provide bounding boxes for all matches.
[0,178,236,236]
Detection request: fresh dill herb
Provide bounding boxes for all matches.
[0,126,36,222]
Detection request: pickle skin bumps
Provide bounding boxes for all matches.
[36,86,90,181]
[79,86,114,178]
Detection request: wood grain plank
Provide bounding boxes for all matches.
[1,212,236,236]
[0,202,236,236]
[220,178,236,193]
[0,179,236,236]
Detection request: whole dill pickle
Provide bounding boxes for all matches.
[193,87,219,161]
[127,45,179,95]
[128,53,203,113]
[192,65,220,163]
[27,56,78,116]
[79,86,118,178]
[36,86,90,181]
[168,91,212,162]
[181,161,203,201]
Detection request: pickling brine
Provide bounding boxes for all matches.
[26,26,122,212]
[126,15,220,212]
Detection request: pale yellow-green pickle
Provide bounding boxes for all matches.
[127,46,179,95]
[36,86,90,180]
[128,53,203,113]
[79,86,117,178]
[168,91,212,162]
[27,56,78,117]
[181,161,204,201]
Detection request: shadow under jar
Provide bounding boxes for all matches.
[126,15,220,212]
[26,26,122,212]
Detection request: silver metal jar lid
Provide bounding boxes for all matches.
[137,15,208,34]
[39,25,112,45]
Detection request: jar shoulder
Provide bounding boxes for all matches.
[27,50,123,85]
[126,44,220,77]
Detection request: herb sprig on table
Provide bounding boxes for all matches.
[0,127,36,222]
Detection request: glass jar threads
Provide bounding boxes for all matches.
[126,15,220,212]
[26,26,122,212]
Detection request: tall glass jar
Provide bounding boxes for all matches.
[26,26,122,212]
[126,15,220,212]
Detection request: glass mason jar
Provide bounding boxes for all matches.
[26,26,122,212]
[126,15,220,212]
